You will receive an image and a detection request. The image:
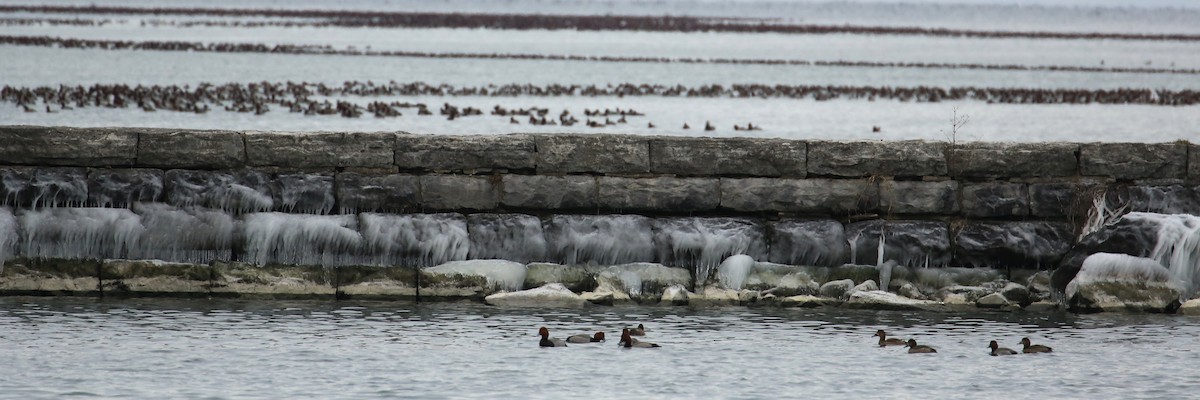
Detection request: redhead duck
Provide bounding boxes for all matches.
[538,327,567,347]
[1019,338,1052,353]
[627,324,646,336]
[989,340,1017,356]
[620,329,659,348]
[873,330,906,347]
[905,339,936,354]
[567,332,606,343]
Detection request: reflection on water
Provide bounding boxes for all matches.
[2,297,1199,398]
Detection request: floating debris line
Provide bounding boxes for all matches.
[2,35,1197,76]
[3,81,1197,120]
[1,5,1199,42]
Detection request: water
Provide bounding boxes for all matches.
[1,297,1198,399]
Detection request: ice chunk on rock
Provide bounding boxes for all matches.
[484,283,586,307]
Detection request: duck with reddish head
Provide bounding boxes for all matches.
[539,327,567,347]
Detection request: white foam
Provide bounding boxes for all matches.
[716,254,755,290]
[241,212,362,266]
[426,259,527,291]
[1065,252,1184,300]
[360,213,469,267]
[18,207,144,260]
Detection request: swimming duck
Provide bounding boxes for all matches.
[905,339,936,354]
[620,329,659,348]
[989,340,1018,356]
[567,332,606,343]
[539,327,567,347]
[1019,338,1052,353]
[873,330,906,347]
[627,324,646,336]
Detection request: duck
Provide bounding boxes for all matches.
[905,339,937,354]
[627,324,646,336]
[538,327,567,347]
[989,340,1018,356]
[566,332,606,343]
[704,121,715,131]
[1019,338,1052,353]
[620,329,659,348]
[873,330,906,347]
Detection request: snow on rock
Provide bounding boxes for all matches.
[484,283,587,307]
[424,259,528,292]
[1065,252,1185,312]
[845,290,940,311]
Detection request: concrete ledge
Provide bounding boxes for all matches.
[0,126,137,167]
[598,177,719,212]
[649,137,806,177]
[1081,142,1187,180]
[949,142,1078,178]
[210,261,336,298]
[534,134,650,175]
[720,178,878,213]
[0,259,99,295]
[807,140,946,178]
[335,265,417,300]
[395,134,535,173]
[245,131,395,169]
[100,260,211,297]
[138,129,245,170]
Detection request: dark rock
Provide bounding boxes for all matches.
[1110,184,1200,215]
[807,140,946,178]
[1081,142,1187,180]
[1029,182,1099,218]
[138,129,244,169]
[534,134,649,174]
[649,137,806,177]
[271,172,335,214]
[652,217,767,270]
[335,173,420,213]
[0,125,137,167]
[163,169,273,212]
[598,177,719,212]
[395,134,535,173]
[720,178,878,214]
[949,142,1078,178]
[879,179,959,215]
[1051,213,1184,293]
[500,175,596,210]
[0,167,88,207]
[845,220,951,267]
[961,182,1028,217]
[767,219,849,266]
[419,175,499,211]
[954,221,1074,269]
[87,169,164,207]
[245,131,395,169]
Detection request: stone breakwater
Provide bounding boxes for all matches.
[0,125,1197,311]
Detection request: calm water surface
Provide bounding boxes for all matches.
[1,297,1198,399]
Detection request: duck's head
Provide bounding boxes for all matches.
[1019,337,1032,346]
[638,324,645,330]
[620,329,632,345]
[538,327,549,337]
[989,340,999,350]
[873,329,886,338]
[906,339,918,348]
[594,332,606,341]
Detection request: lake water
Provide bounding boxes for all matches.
[1,0,1198,141]
[1,296,1198,399]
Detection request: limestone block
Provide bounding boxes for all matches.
[949,142,1078,178]
[598,177,719,212]
[395,134,535,173]
[0,125,137,167]
[420,175,498,210]
[961,182,1028,217]
[138,129,244,169]
[88,169,164,207]
[1081,142,1186,180]
[807,140,946,177]
[879,179,959,215]
[953,221,1074,268]
[500,174,596,210]
[720,178,878,214]
[245,131,394,168]
[533,134,649,174]
[649,137,806,177]
[335,173,420,213]
[99,259,211,296]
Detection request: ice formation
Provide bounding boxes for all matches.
[425,259,527,291]
[1065,252,1184,300]
[241,212,362,266]
[716,254,755,290]
[545,215,655,266]
[359,213,469,267]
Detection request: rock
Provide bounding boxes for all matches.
[691,287,742,305]
[245,131,394,169]
[163,169,273,212]
[845,220,951,267]
[649,137,807,177]
[820,279,855,299]
[763,272,821,297]
[897,282,925,300]
[595,263,692,301]
[850,280,879,295]
[845,290,940,311]
[940,285,988,302]
[654,218,767,271]
[1190,143,1200,183]
[1029,182,1095,218]
[484,283,587,307]
[1178,298,1200,316]
[0,125,137,167]
[335,265,417,299]
[1051,212,1188,293]
[138,129,244,169]
[534,134,650,174]
[500,175,597,210]
[1115,185,1200,215]
[941,292,971,306]
[335,173,420,213]
[660,284,690,305]
[1024,301,1062,312]
[1081,142,1187,180]
[948,142,1079,178]
[523,263,597,292]
[0,259,99,294]
[953,221,1074,269]
[419,175,499,211]
[999,282,1033,306]
[598,177,720,212]
[210,261,335,297]
[767,219,849,266]
[976,293,1010,308]
[99,259,210,296]
[780,295,840,307]
[807,140,947,177]
[423,260,527,296]
[879,179,960,214]
[719,178,878,214]
[1065,253,1184,313]
[395,134,535,173]
[961,182,1028,217]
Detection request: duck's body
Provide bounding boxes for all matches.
[620,329,659,348]
[989,340,1018,356]
[905,339,937,354]
[539,327,567,347]
[566,332,606,343]
[1019,338,1052,353]
[627,324,646,336]
[873,330,906,347]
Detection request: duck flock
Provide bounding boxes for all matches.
[539,325,1054,356]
